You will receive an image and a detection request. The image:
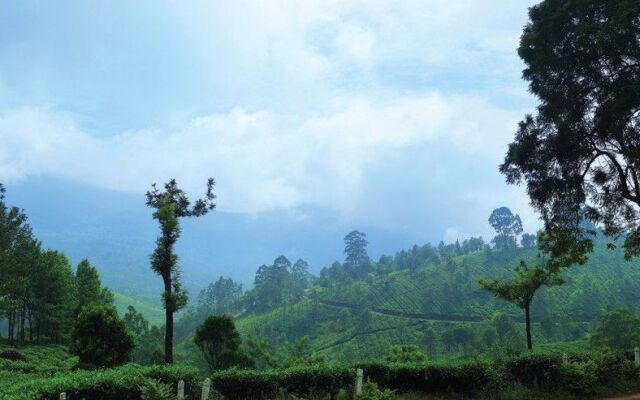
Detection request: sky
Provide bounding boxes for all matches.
[0,0,541,243]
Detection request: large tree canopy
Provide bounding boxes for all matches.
[501,0,640,260]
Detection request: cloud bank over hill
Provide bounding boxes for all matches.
[0,0,539,243]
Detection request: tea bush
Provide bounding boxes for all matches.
[1,364,200,400]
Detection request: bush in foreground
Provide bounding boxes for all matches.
[1,364,199,400]
[71,305,134,367]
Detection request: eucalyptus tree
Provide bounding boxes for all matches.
[146,178,216,363]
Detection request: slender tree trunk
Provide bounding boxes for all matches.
[164,275,173,364]
[8,308,14,341]
[525,304,532,350]
[27,307,33,343]
[19,305,25,342]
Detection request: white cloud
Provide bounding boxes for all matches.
[334,25,375,62]
[0,93,523,215]
[0,0,541,237]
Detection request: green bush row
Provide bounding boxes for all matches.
[210,351,640,399]
[210,361,498,399]
[211,364,354,399]
[1,364,200,400]
[4,351,638,399]
[503,350,639,395]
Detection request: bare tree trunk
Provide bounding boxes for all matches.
[19,305,25,342]
[27,307,33,343]
[525,304,532,350]
[8,308,14,341]
[164,275,173,364]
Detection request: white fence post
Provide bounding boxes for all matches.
[635,347,639,366]
[59,393,66,400]
[355,368,364,397]
[201,377,211,400]
[177,379,185,399]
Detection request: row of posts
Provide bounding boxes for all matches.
[56,353,640,400]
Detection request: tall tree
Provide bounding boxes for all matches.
[344,230,370,278]
[500,0,640,261]
[480,260,563,350]
[488,207,523,250]
[146,178,216,363]
[74,259,112,315]
[291,259,312,299]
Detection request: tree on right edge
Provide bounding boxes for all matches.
[501,0,640,262]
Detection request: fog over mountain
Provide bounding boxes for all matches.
[6,177,433,298]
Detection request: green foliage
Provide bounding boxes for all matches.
[0,185,112,344]
[488,207,523,251]
[194,315,252,371]
[210,364,354,399]
[71,305,134,367]
[123,306,165,365]
[0,344,77,374]
[383,345,427,364]
[75,259,113,315]
[344,230,371,278]
[359,379,395,400]
[243,256,312,313]
[590,309,640,350]
[146,179,215,363]
[480,259,564,349]
[0,363,200,400]
[501,0,640,260]
[198,277,243,316]
[140,378,176,400]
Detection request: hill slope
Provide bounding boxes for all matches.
[227,237,639,362]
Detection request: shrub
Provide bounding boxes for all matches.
[591,309,640,350]
[0,350,28,361]
[140,378,175,400]
[71,305,134,367]
[195,315,253,371]
[359,360,499,395]
[210,361,499,399]
[360,379,395,400]
[210,364,353,399]
[503,352,564,389]
[1,364,200,400]
[383,345,427,364]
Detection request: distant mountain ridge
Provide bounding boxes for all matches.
[4,177,424,300]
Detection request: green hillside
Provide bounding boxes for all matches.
[220,235,640,363]
[113,292,165,327]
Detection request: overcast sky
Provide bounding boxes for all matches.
[0,0,541,242]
